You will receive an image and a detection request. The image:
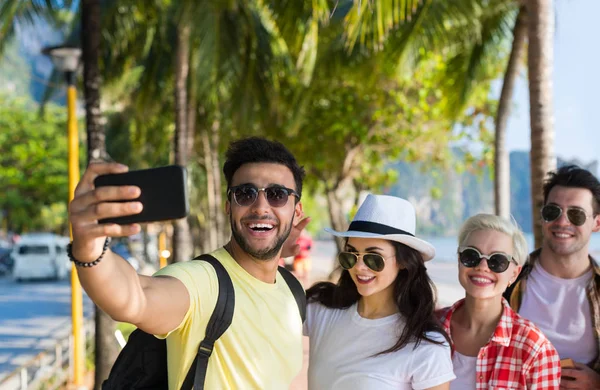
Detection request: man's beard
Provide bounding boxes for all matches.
[230,214,293,260]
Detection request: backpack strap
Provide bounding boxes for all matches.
[180,255,235,390]
[278,266,306,323]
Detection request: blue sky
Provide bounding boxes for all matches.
[506,0,599,168]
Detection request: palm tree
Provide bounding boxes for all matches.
[99,0,329,253]
[172,4,193,263]
[494,6,527,218]
[527,0,555,248]
[342,0,556,233]
[80,0,120,385]
[0,0,74,54]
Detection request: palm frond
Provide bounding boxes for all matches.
[443,0,519,115]
[0,0,75,55]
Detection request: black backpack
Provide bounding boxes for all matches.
[102,254,306,390]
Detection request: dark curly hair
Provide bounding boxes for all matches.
[223,137,305,199]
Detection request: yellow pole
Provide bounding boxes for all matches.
[159,231,167,269]
[67,81,85,386]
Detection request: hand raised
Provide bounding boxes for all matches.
[281,216,311,259]
[68,162,143,262]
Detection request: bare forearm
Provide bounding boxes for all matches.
[68,162,190,334]
[76,250,148,323]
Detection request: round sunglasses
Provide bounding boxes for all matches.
[458,246,518,273]
[228,184,299,208]
[541,204,595,227]
[338,251,395,272]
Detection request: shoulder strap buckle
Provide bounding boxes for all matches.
[198,340,214,358]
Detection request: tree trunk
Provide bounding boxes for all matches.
[325,187,348,252]
[81,0,119,387]
[527,0,556,248]
[210,120,227,245]
[201,125,218,251]
[494,6,527,219]
[187,63,197,162]
[141,224,151,266]
[82,0,106,163]
[172,23,193,263]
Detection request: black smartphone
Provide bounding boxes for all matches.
[94,165,189,224]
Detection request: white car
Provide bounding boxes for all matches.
[12,233,70,281]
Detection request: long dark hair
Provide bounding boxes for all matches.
[306,241,450,354]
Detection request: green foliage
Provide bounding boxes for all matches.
[0,95,75,233]
[285,49,499,196]
[0,39,30,96]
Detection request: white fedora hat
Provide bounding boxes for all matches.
[325,194,436,261]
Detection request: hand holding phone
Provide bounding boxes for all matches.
[94,165,189,224]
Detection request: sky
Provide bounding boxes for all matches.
[506,0,599,169]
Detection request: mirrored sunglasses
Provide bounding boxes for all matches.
[338,251,393,272]
[458,246,518,273]
[541,204,594,227]
[228,184,299,208]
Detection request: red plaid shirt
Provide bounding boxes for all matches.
[439,298,561,389]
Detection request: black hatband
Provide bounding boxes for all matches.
[347,221,414,237]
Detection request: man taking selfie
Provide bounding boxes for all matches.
[68,137,308,389]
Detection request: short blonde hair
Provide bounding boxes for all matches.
[458,214,528,266]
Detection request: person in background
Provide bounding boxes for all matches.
[293,230,313,279]
[440,214,560,389]
[305,194,455,389]
[505,165,600,388]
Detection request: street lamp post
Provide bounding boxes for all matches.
[42,45,85,387]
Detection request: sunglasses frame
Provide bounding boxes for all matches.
[541,204,595,227]
[337,251,395,272]
[228,184,300,208]
[458,246,518,274]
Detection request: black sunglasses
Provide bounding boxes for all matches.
[541,204,594,227]
[338,251,394,272]
[228,184,299,208]
[458,246,518,273]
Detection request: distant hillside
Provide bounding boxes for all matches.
[387,151,598,235]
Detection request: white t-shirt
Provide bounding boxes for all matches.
[304,302,455,390]
[519,262,597,364]
[450,351,477,390]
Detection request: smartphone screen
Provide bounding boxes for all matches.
[94,165,189,224]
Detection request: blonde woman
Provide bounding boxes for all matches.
[439,214,561,389]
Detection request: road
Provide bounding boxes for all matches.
[0,276,94,382]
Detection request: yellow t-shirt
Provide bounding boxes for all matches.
[154,248,303,389]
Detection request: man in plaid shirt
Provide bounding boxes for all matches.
[505,165,600,388]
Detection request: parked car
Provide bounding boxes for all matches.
[0,247,13,275]
[12,233,70,281]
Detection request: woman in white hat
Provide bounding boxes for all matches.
[438,214,560,389]
[304,194,455,389]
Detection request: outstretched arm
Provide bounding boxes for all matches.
[68,162,189,335]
